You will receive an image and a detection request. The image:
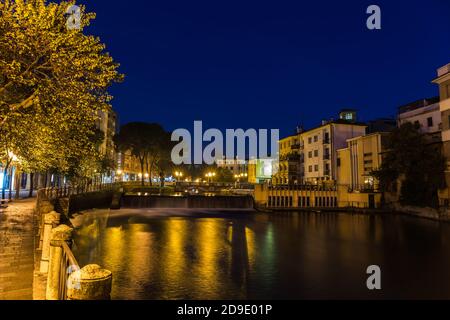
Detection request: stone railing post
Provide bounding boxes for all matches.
[39,211,61,273]
[67,264,112,300]
[46,225,73,300]
[37,198,55,250]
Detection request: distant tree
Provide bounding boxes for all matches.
[216,167,234,182]
[374,122,446,208]
[115,123,172,186]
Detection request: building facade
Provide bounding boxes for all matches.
[216,158,248,176]
[272,134,302,184]
[301,119,367,184]
[433,63,450,206]
[97,108,118,161]
[337,132,388,191]
[397,97,441,142]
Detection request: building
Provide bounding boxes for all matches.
[337,132,388,190]
[97,108,118,161]
[397,96,441,141]
[272,133,302,184]
[116,150,144,182]
[271,110,367,185]
[433,63,450,206]
[301,111,367,184]
[248,158,275,184]
[215,157,247,176]
[366,118,396,134]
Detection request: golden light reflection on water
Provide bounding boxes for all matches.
[128,224,154,298]
[194,219,222,298]
[72,210,450,299]
[161,218,188,298]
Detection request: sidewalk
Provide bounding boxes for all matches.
[0,199,36,300]
[0,190,37,200]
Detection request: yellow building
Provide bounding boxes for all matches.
[272,113,367,185]
[336,132,388,208]
[433,62,450,206]
[116,150,143,182]
[272,134,302,184]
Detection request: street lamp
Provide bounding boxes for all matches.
[234,173,247,188]
[116,169,123,182]
[174,171,184,181]
[205,171,215,183]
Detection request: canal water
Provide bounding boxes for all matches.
[72,209,450,299]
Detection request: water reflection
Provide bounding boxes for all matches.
[72,210,450,299]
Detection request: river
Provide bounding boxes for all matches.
[71,209,450,299]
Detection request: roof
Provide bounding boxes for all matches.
[398,97,439,114]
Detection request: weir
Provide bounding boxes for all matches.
[121,194,254,209]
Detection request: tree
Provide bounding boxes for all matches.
[215,167,234,182]
[115,123,172,186]
[0,0,123,188]
[374,122,446,208]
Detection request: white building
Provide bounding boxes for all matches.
[302,117,367,184]
[397,97,441,136]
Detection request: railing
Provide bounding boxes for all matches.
[348,184,380,193]
[268,184,337,191]
[39,182,119,200]
[58,241,80,300]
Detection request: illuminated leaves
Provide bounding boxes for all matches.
[0,0,123,177]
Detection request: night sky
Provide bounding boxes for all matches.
[83,0,450,137]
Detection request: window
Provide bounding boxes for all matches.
[309,165,313,172]
[308,151,313,158]
[314,135,318,142]
[427,117,433,127]
[448,115,450,129]
[414,120,420,128]
[337,158,341,167]
[314,150,318,157]
[308,137,312,144]
[314,165,319,172]
[324,132,330,142]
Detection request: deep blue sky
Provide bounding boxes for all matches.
[82,0,450,137]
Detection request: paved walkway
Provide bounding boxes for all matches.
[0,199,36,300]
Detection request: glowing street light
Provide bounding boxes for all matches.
[205,171,216,183]
[174,171,184,181]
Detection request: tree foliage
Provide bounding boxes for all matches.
[374,122,446,208]
[114,122,173,186]
[0,0,123,181]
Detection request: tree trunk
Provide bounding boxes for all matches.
[140,159,145,186]
[28,172,34,198]
[1,167,7,200]
[15,169,20,200]
[8,168,13,200]
[149,161,154,186]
